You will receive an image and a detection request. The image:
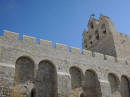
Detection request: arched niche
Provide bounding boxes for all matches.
[69,66,83,89]
[69,66,84,97]
[90,22,94,29]
[31,88,36,97]
[101,23,107,34]
[84,70,102,97]
[15,56,34,84]
[95,30,100,40]
[108,73,121,97]
[101,23,105,29]
[36,60,57,97]
[120,75,130,97]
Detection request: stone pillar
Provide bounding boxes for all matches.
[57,72,71,97]
[99,79,112,97]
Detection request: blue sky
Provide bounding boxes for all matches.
[0,0,130,48]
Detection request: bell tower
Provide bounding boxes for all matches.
[82,14,117,57]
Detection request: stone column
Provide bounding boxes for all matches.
[57,72,71,97]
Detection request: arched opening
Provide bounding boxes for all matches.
[90,41,93,45]
[69,67,83,89]
[101,24,107,35]
[101,24,105,29]
[103,30,107,34]
[36,60,57,97]
[69,66,83,97]
[80,92,85,97]
[15,56,34,84]
[90,22,94,29]
[95,30,99,40]
[31,88,36,97]
[120,76,130,97]
[108,73,121,97]
[84,70,102,97]
[85,44,87,48]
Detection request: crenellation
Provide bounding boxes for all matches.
[116,57,127,65]
[55,43,68,51]
[0,14,130,97]
[104,55,115,62]
[22,35,36,44]
[82,49,92,56]
[93,52,104,59]
[39,39,53,48]
[0,30,129,64]
[69,46,81,54]
[118,32,129,41]
[3,30,18,41]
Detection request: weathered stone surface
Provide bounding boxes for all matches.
[0,14,130,97]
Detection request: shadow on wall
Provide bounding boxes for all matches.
[15,56,34,84]
[69,67,84,97]
[120,76,130,97]
[83,70,102,97]
[108,73,130,97]
[108,73,121,97]
[69,67,102,97]
[13,56,58,97]
[36,60,57,97]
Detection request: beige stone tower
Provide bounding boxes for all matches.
[82,14,130,60]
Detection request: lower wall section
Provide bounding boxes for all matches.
[57,72,71,97]
[0,63,15,97]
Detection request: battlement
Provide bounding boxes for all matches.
[82,14,130,59]
[83,15,116,49]
[0,30,129,65]
[0,15,130,97]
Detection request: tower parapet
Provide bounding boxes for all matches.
[82,14,130,60]
[0,15,130,97]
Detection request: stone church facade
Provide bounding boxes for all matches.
[0,15,130,97]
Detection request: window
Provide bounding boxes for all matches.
[103,30,106,34]
[31,89,36,97]
[101,24,105,29]
[90,41,93,44]
[95,30,99,40]
[90,22,94,29]
[101,24,107,34]
[85,44,87,48]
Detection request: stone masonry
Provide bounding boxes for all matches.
[0,14,130,97]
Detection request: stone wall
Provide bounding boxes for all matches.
[0,29,129,97]
[0,63,14,97]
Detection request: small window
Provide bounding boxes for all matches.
[90,22,94,29]
[103,30,107,34]
[101,24,105,29]
[101,24,107,34]
[31,88,36,97]
[80,93,84,97]
[85,44,87,48]
[95,30,99,40]
[90,41,93,44]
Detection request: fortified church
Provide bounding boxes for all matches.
[0,15,130,97]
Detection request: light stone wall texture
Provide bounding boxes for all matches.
[0,15,130,97]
